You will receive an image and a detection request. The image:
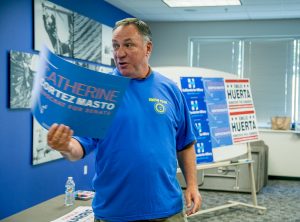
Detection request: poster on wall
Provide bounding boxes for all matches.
[31,47,129,138]
[34,0,113,65]
[33,118,63,165]
[225,79,259,143]
[10,51,39,109]
[180,77,213,164]
[73,13,102,63]
[34,0,73,57]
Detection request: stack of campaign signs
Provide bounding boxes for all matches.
[180,77,259,164]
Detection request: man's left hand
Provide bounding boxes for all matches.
[184,186,202,216]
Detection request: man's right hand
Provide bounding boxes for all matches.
[47,123,74,153]
[47,124,84,161]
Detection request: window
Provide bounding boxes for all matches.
[190,39,241,75]
[190,37,300,127]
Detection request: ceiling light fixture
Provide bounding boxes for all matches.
[163,0,241,7]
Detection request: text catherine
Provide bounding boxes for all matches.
[40,72,120,110]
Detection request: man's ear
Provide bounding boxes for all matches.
[146,41,153,57]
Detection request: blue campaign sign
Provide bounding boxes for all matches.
[191,115,210,138]
[31,47,130,138]
[206,103,229,124]
[180,76,213,164]
[209,126,233,148]
[202,78,227,103]
[180,76,204,92]
[192,115,213,164]
[185,97,207,115]
[206,103,231,140]
[202,78,233,148]
[195,139,213,164]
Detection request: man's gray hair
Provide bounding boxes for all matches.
[113,18,152,43]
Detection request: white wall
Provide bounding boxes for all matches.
[260,130,300,177]
[149,19,300,67]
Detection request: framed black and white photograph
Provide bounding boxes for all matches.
[10,51,38,109]
[73,13,102,63]
[32,118,62,165]
[34,0,73,57]
[34,0,113,65]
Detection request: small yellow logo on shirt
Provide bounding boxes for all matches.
[154,103,165,113]
[149,98,167,114]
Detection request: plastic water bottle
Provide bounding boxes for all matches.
[65,177,75,206]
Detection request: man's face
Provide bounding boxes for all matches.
[112,24,152,78]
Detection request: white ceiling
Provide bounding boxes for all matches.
[104,0,300,21]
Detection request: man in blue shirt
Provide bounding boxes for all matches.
[47,18,202,221]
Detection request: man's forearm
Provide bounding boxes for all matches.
[177,144,198,188]
[178,144,202,215]
[60,138,84,161]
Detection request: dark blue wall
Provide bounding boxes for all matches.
[0,0,131,219]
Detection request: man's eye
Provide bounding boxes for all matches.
[125,43,133,48]
[112,44,119,50]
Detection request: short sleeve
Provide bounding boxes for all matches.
[176,92,196,151]
[73,136,99,158]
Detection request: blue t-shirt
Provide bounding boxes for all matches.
[74,69,195,221]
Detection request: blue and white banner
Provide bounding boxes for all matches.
[31,47,129,138]
[180,77,213,164]
[202,78,233,148]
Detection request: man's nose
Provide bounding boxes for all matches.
[115,46,126,58]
